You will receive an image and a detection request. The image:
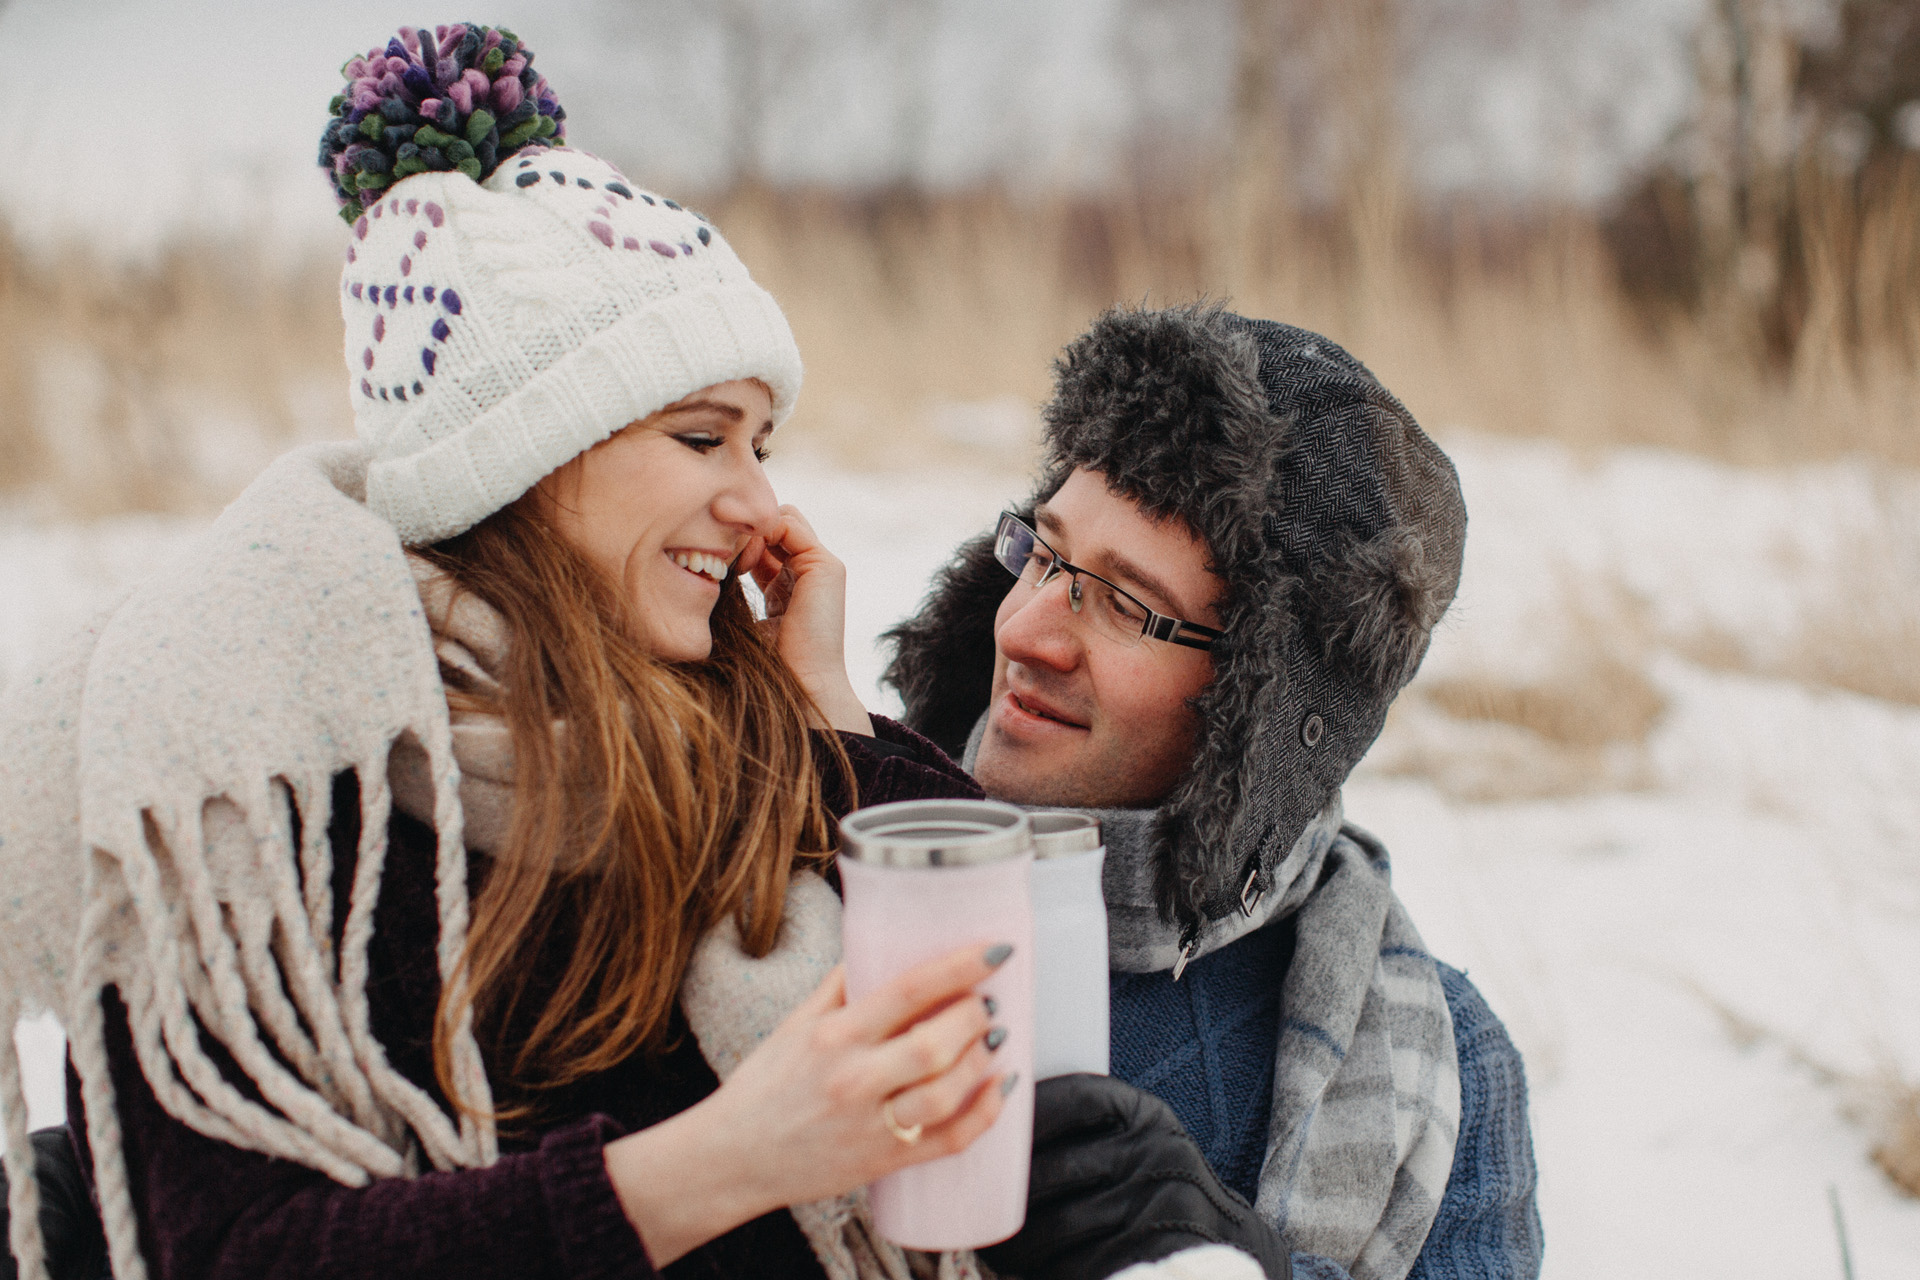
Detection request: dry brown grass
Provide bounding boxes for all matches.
[0,224,347,513]
[713,173,1920,475]
[1785,541,1920,708]
[1670,522,1920,709]
[1875,1083,1920,1199]
[1360,576,1672,802]
[3,159,1919,512]
[1367,652,1669,803]
[1420,654,1668,750]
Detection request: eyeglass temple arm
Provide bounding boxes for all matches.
[1144,613,1223,649]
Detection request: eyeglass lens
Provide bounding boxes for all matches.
[994,516,1152,647]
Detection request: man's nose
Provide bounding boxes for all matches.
[995,575,1083,672]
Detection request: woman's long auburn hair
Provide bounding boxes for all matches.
[417,494,849,1118]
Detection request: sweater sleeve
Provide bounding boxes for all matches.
[819,714,984,816]
[73,987,656,1280]
[1287,964,1544,1280]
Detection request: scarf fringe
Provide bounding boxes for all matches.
[1,1030,50,1280]
[0,444,510,1280]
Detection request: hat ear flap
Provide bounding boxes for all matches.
[880,525,1012,758]
[1309,525,1449,696]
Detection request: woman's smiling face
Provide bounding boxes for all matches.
[533,379,778,661]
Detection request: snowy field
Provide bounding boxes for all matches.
[6,435,1919,1277]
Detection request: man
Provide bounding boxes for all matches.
[883,305,1541,1280]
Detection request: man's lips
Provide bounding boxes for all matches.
[997,688,1089,732]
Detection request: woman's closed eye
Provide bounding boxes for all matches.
[674,432,772,463]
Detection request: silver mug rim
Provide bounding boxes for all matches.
[839,798,1034,867]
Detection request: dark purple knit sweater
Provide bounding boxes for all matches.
[69,719,982,1280]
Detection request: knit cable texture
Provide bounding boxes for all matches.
[0,441,497,1280]
[343,152,802,546]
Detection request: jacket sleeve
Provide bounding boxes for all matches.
[820,714,984,816]
[71,987,656,1280]
[1287,964,1544,1280]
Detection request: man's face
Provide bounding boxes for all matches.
[973,468,1222,809]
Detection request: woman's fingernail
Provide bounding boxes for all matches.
[999,1073,1020,1098]
[983,943,1014,968]
[982,995,998,1017]
[985,1026,1007,1052]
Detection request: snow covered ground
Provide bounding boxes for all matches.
[6,435,1919,1276]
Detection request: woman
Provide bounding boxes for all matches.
[0,23,1005,1280]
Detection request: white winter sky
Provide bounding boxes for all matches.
[0,0,1718,265]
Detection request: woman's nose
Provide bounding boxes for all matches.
[713,450,780,533]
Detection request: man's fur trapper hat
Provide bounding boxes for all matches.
[883,304,1466,934]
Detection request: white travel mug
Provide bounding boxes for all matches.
[1027,812,1109,1079]
[838,799,1037,1250]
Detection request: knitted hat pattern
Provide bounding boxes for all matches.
[320,24,566,221]
[319,25,803,545]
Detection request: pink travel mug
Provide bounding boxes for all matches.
[838,799,1036,1250]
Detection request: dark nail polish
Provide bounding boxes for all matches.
[983,943,1014,968]
[982,995,998,1017]
[985,1026,1007,1052]
[999,1072,1020,1097]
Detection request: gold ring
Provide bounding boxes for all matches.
[882,1098,923,1145]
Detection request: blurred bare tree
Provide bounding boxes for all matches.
[582,0,1044,193]
[581,0,830,189]
[1609,0,1920,379]
[1690,0,1801,342]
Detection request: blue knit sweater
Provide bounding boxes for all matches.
[1111,921,1543,1279]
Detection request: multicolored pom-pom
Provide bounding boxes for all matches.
[318,23,567,224]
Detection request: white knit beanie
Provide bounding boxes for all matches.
[341,146,798,545]
[322,25,801,543]
[340,148,801,544]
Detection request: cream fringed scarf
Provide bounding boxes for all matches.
[0,442,967,1280]
[0,442,494,1280]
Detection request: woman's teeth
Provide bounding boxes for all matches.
[670,550,728,582]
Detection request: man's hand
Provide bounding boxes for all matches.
[979,1075,1293,1280]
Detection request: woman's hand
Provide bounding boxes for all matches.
[739,505,873,734]
[604,944,1015,1266]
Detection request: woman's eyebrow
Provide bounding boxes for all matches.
[658,399,745,422]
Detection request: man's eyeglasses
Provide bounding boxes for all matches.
[992,513,1224,651]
